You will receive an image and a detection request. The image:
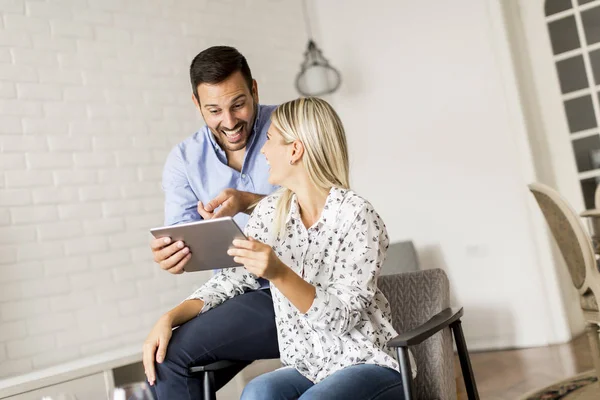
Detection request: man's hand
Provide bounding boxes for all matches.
[198,189,264,219]
[150,236,191,274]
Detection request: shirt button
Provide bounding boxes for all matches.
[241,174,246,179]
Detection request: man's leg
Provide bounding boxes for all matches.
[152,289,279,400]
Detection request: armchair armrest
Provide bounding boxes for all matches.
[387,307,463,348]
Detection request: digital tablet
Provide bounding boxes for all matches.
[150,217,247,272]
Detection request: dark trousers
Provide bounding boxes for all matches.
[150,289,280,400]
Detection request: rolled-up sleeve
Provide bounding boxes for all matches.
[185,267,261,312]
[162,145,201,226]
[303,204,389,336]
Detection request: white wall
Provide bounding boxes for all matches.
[311,0,576,350]
[0,0,304,378]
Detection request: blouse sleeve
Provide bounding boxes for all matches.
[184,267,261,312]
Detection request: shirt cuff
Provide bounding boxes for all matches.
[183,292,214,314]
[302,286,327,323]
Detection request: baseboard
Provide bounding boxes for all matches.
[466,335,555,352]
[463,321,587,352]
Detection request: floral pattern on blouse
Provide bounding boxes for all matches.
[185,187,416,382]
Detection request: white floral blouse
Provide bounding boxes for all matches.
[185,187,416,383]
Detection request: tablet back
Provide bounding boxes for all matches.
[150,217,247,272]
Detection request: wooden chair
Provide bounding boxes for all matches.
[528,182,600,378]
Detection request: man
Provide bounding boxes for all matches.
[144,46,280,398]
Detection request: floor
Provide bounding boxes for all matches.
[456,333,595,399]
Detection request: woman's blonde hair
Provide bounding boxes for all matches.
[270,97,350,237]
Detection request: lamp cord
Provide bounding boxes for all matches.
[301,0,313,40]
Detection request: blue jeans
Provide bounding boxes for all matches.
[241,364,405,400]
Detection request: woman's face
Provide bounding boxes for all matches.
[261,124,293,186]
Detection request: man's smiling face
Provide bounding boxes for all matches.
[194,70,259,153]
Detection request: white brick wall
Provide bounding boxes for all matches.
[0,0,304,378]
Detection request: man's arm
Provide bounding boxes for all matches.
[241,192,265,215]
[162,146,201,226]
[201,189,266,218]
[150,146,198,274]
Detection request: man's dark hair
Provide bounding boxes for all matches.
[190,46,253,102]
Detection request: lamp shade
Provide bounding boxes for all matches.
[295,40,341,96]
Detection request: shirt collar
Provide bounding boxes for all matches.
[245,103,263,151]
[286,187,346,228]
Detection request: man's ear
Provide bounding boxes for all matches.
[192,93,200,110]
[192,93,206,122]
[252,79,259,104]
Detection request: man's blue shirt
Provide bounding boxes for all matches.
[162,104,278,228]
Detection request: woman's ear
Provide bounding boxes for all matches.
[290,140,304,164]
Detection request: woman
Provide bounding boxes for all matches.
[145,97,414,399]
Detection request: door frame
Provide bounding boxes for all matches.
[494,0,587,343]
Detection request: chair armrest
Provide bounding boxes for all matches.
[189,360,240,373]
[387,307,463,348]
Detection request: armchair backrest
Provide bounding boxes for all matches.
[528,182,594,290]
[378,269,456,399]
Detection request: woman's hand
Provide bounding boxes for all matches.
[228,238,288,280]
[142,315,173,386]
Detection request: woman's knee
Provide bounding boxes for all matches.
[240,379,259,400]
[241,375,274,400]
[241,369,308,400]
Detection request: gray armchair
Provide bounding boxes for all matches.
[380,269,479,399]
[192,268,478,400]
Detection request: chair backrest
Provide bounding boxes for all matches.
[528,182,595,290]
[381,241,420,276]
[378,269,456,400]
